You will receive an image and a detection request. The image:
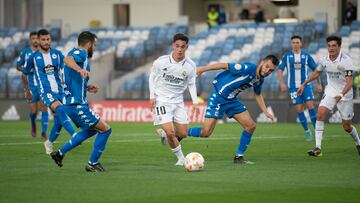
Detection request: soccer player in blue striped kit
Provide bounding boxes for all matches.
[277,35,322,141]
[188,55,279,164]
[23,29,77,154]
[50,31,112,172]
[16,31,49,139]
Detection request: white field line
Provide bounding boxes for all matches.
[0,134,345,146]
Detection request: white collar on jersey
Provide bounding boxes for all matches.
[169,52,187,65]
[326,51,342,62]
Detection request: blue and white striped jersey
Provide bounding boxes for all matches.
[23,48,64,95]
[213,63,264,99]
[16,48,38,89]
[278,51,317,89]
[63,48,90,105]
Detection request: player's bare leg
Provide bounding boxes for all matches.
[187,118,217,138]
[161,122,185,166]
[199,118,217,137]
[342,119,360,155]
[173,122,188,142]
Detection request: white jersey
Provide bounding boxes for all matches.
[317,52,354,101]
[149,54,197,104]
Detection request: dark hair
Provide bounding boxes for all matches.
[291,35,302,41]
[173,33,188,44]
[37,29,50,37]
[29,31,38,38]
[326,35,342,46]
[78,31,97,46]
[263,54,279,66]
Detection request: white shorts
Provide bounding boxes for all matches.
[319,94,354,120]
[152,101,189,125]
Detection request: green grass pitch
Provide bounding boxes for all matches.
[0,121,359,203]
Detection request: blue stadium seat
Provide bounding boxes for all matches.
[339,26,351,36]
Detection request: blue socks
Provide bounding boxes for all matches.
[298,112,309,132]
[55,105,76,136]
[41,111,49,134]
[48,115,62,143]
[308,109,317,128]
[188,127,202,137]
[29,112,36,126]
[89,129,112,164]
[236,130,252,156]
[59,130,97,155]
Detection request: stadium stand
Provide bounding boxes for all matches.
[2,21,359,100]
[114,22,330,100]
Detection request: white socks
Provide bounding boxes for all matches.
[171,145,185,161]
[315,120,324,149]
[349,126,360,146]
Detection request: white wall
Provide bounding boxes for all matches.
[298,0,340,33]
[358,0,360,20]
[43,0,180,34]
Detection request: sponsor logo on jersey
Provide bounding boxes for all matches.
[44,64,55,74]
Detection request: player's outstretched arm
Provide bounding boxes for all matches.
[336,74,353,102]
[197,63,229,76]
[254,93,275,122]
[297,70,321,96]
[277,69,287,92]
[64,56,90,78]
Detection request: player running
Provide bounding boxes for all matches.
[187,55,279,164]
[149,33,199,166]
[278,35,322,141]
[16,31,49,139]
[50,31,112,172]
[23,29,77,154]
[297,35,360,157]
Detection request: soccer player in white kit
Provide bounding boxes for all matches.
[297,35,360,156]
[149,33,198,166]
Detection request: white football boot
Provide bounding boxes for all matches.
[44,140,53,155]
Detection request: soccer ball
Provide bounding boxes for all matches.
[184,152,205,172]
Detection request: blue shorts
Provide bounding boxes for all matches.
[205,90,247,119]
[40,92,65,107]
[64,104,100,130]
[27,87,41,103]
[289,85,314,105]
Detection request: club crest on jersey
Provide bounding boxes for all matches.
[181,70,187,77]
[301,55,305,59]
[74,50,80,54]
[52,54,57,59]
